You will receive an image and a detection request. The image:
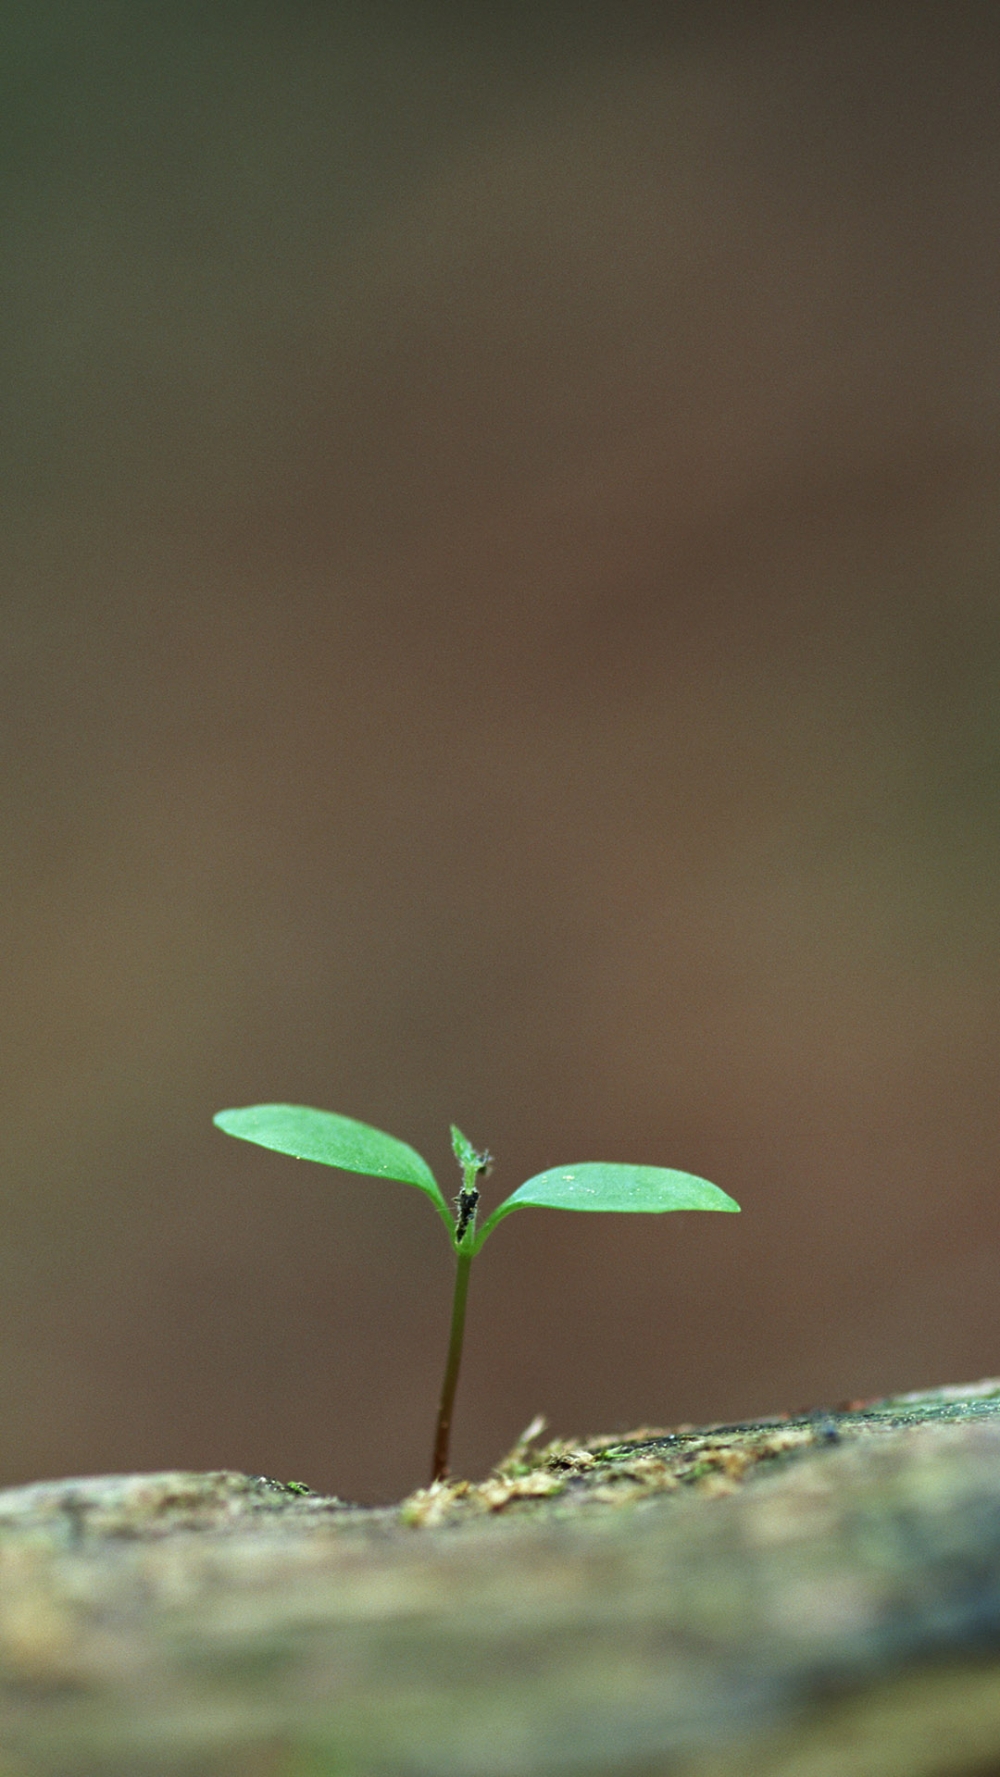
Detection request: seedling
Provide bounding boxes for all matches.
[213,1103,740,1484]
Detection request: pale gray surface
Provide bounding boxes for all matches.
[2,1383,1000,1774]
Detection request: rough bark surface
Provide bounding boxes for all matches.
[3,1382,1000,1774]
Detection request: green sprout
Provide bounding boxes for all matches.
[213,1103,741,1485]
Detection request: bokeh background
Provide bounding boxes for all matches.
[3,2,999,1503]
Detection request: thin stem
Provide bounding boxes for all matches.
[430,1244,473,1484]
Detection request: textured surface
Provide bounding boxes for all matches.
[3,1382,1000,1773]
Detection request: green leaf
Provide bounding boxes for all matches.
[475,1163,739,1249]
[213,1104,451,1228]
[450,1125,480,1171]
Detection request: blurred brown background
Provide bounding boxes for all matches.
[2,3,999,1503]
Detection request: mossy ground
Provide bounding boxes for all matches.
[3,1380,1000,1775]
